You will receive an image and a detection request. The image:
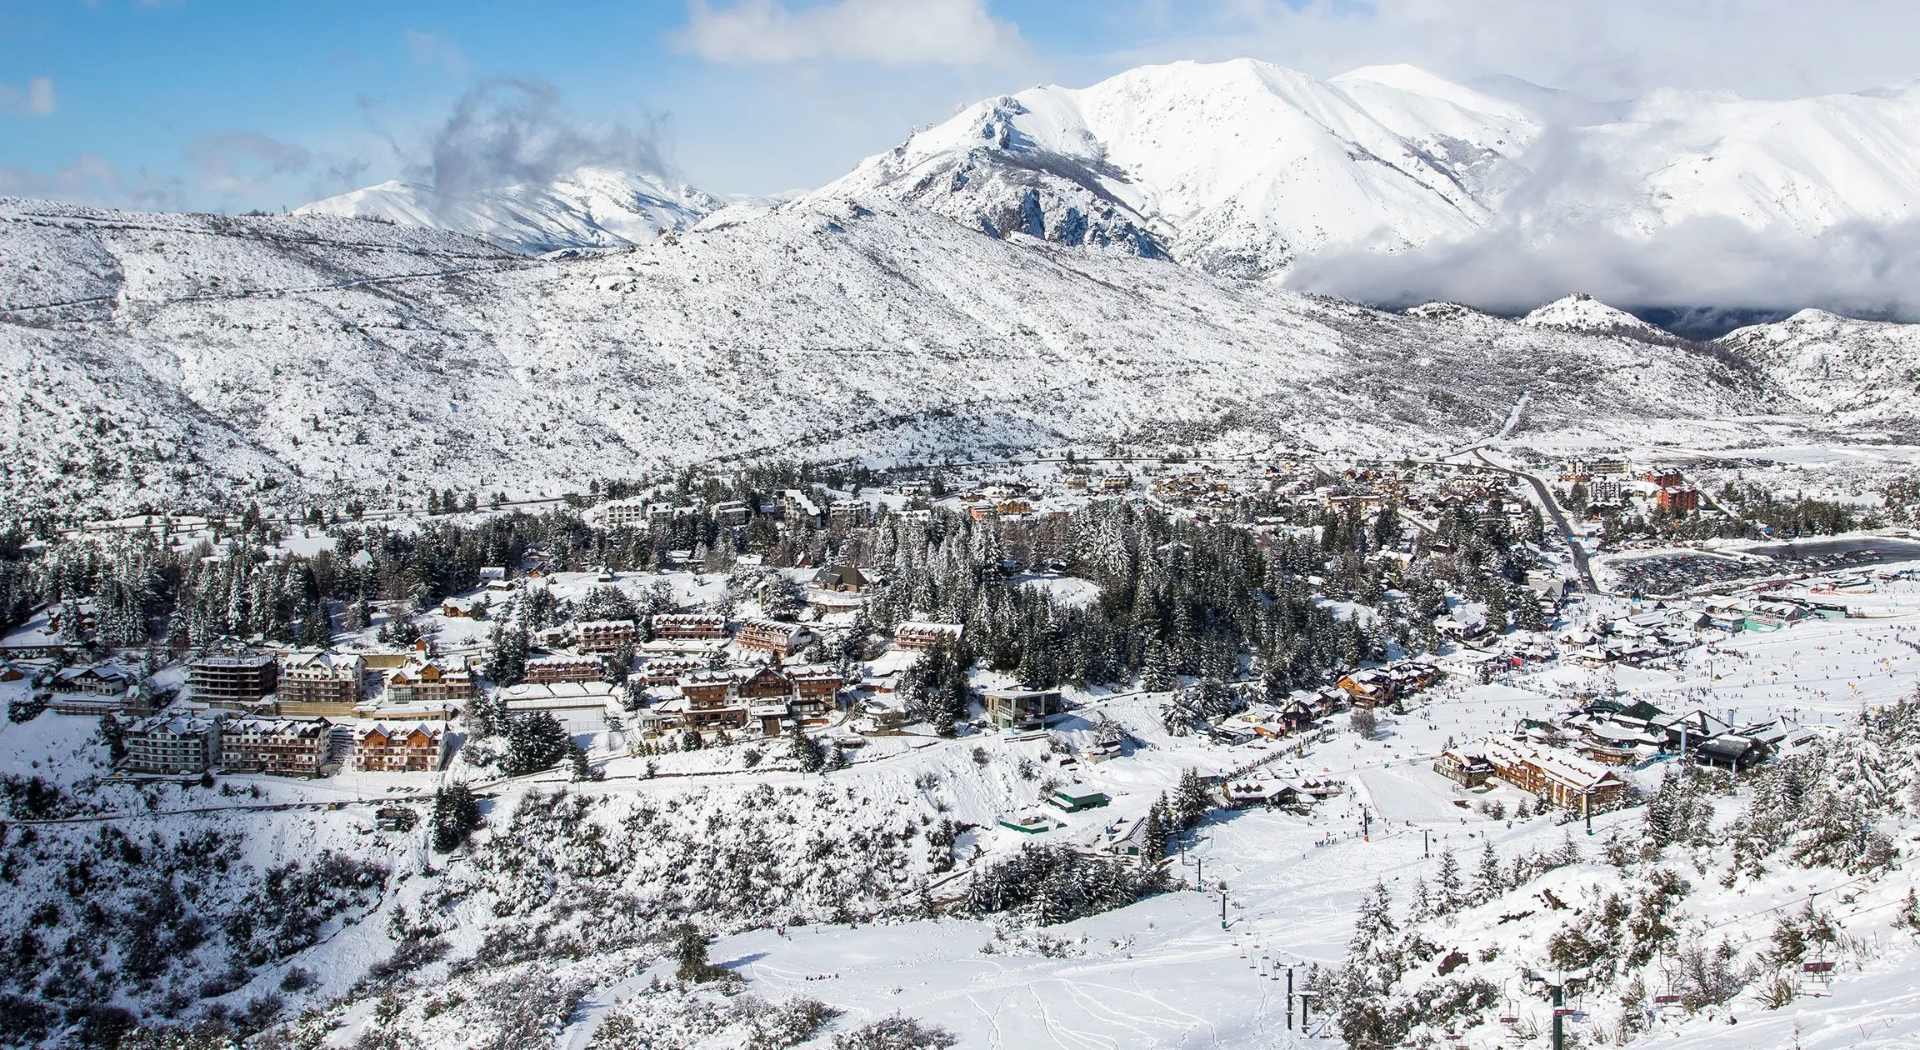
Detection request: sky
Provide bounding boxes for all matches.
[5,0,1920,213]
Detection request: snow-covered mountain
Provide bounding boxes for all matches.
[296,166,720,254]
[815,58,1920,299]
[1720,308,1920,426]
[814,60,1528,278]
[0,193,1803,520]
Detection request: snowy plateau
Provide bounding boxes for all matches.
[7,54,1920,1050]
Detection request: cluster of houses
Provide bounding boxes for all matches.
[1558,698,1796,770]
[1562,588,1848,668]
[593,487,879,533]
[1335,661,1443,708]
[121,713,445,777]
[1435,738,1627,812]
[1557,459,1708,520]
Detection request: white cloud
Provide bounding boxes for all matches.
[0,77,56,117]
[184,130,314,197]
[404,29,470,77]
[673,0,1024,66]
[1110,0,1920,101]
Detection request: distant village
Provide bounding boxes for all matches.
[2,446,1911,817]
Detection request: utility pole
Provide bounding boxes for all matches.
[1286,967,1294,1030]
[1584,790,1593,836]
[1220,889,1228,930]
[1423,828,1431,858]
[1195,857,1203,892]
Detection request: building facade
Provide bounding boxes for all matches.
[190,654,278,705]
[384,658,476,705]
[576,620,639,654]
[352,723,446,772]
[124,715,221,774]
[278,651,365,714]
[218,717,337,776]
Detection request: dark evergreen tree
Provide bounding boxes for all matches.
[503,712,573,776]
[430,783,481,852]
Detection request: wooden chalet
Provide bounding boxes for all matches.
[353,723,446,773]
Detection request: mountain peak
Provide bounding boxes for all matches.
[297,165,718,254]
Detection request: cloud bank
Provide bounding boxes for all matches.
[411,79,672,205]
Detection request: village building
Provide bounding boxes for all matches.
[664,664,845,735]
[500,682,616,734]
[1656,487,1701,513]
[735,618,811,656]
[712,500,752,526]
[651,613,727,640]
[355,638,434,672]
[827,502,875,530]
[1477,738,1625,810]
[576,619,639,654]
[46,665,140,715]
[189,653,279,707]
[123,714,221,775]
[600,498,650,528]
[777,489,823,525]
[1433,748,1495,788]
[524,654,605,684]
[636,656,704,686]
[218,717,340,776]
[277,651,365,715]
[1335,669,1396,707]
[383,657,475,706]
[441,597,482,618]
[893,620,963,652]
[811,565,872,593]
[50,665,130,696]
[981,687,1064,730]
[352,723,447,773]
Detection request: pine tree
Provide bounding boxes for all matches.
[1174,768,1212,830]
[1141,636,1174,693]
[1349,879,1397,954]
[1473,838,1505,903]
[431,783,481,852]
[1435,848,1463,914]
[485,622,529,687]
[1407,876,1433,924]
[1142,796,1170,862]
[790,724,825,774]
[503,712,572,776]
[98,714,127,766]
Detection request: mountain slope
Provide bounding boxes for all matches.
[814,58,1528,278]
[1718,309,1920,426]
[813,57,1920,316]
[0,194,1795,519]
[296,167,720,254]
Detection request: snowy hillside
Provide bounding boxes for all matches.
[1523,293,1689,346]
[296,166,720,254]
[814,59,1524,278]
[1717,309,1920,425]
[0,194,1797,519]
[818,57,1920,293]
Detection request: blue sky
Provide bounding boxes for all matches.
[4,0,1919,212]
